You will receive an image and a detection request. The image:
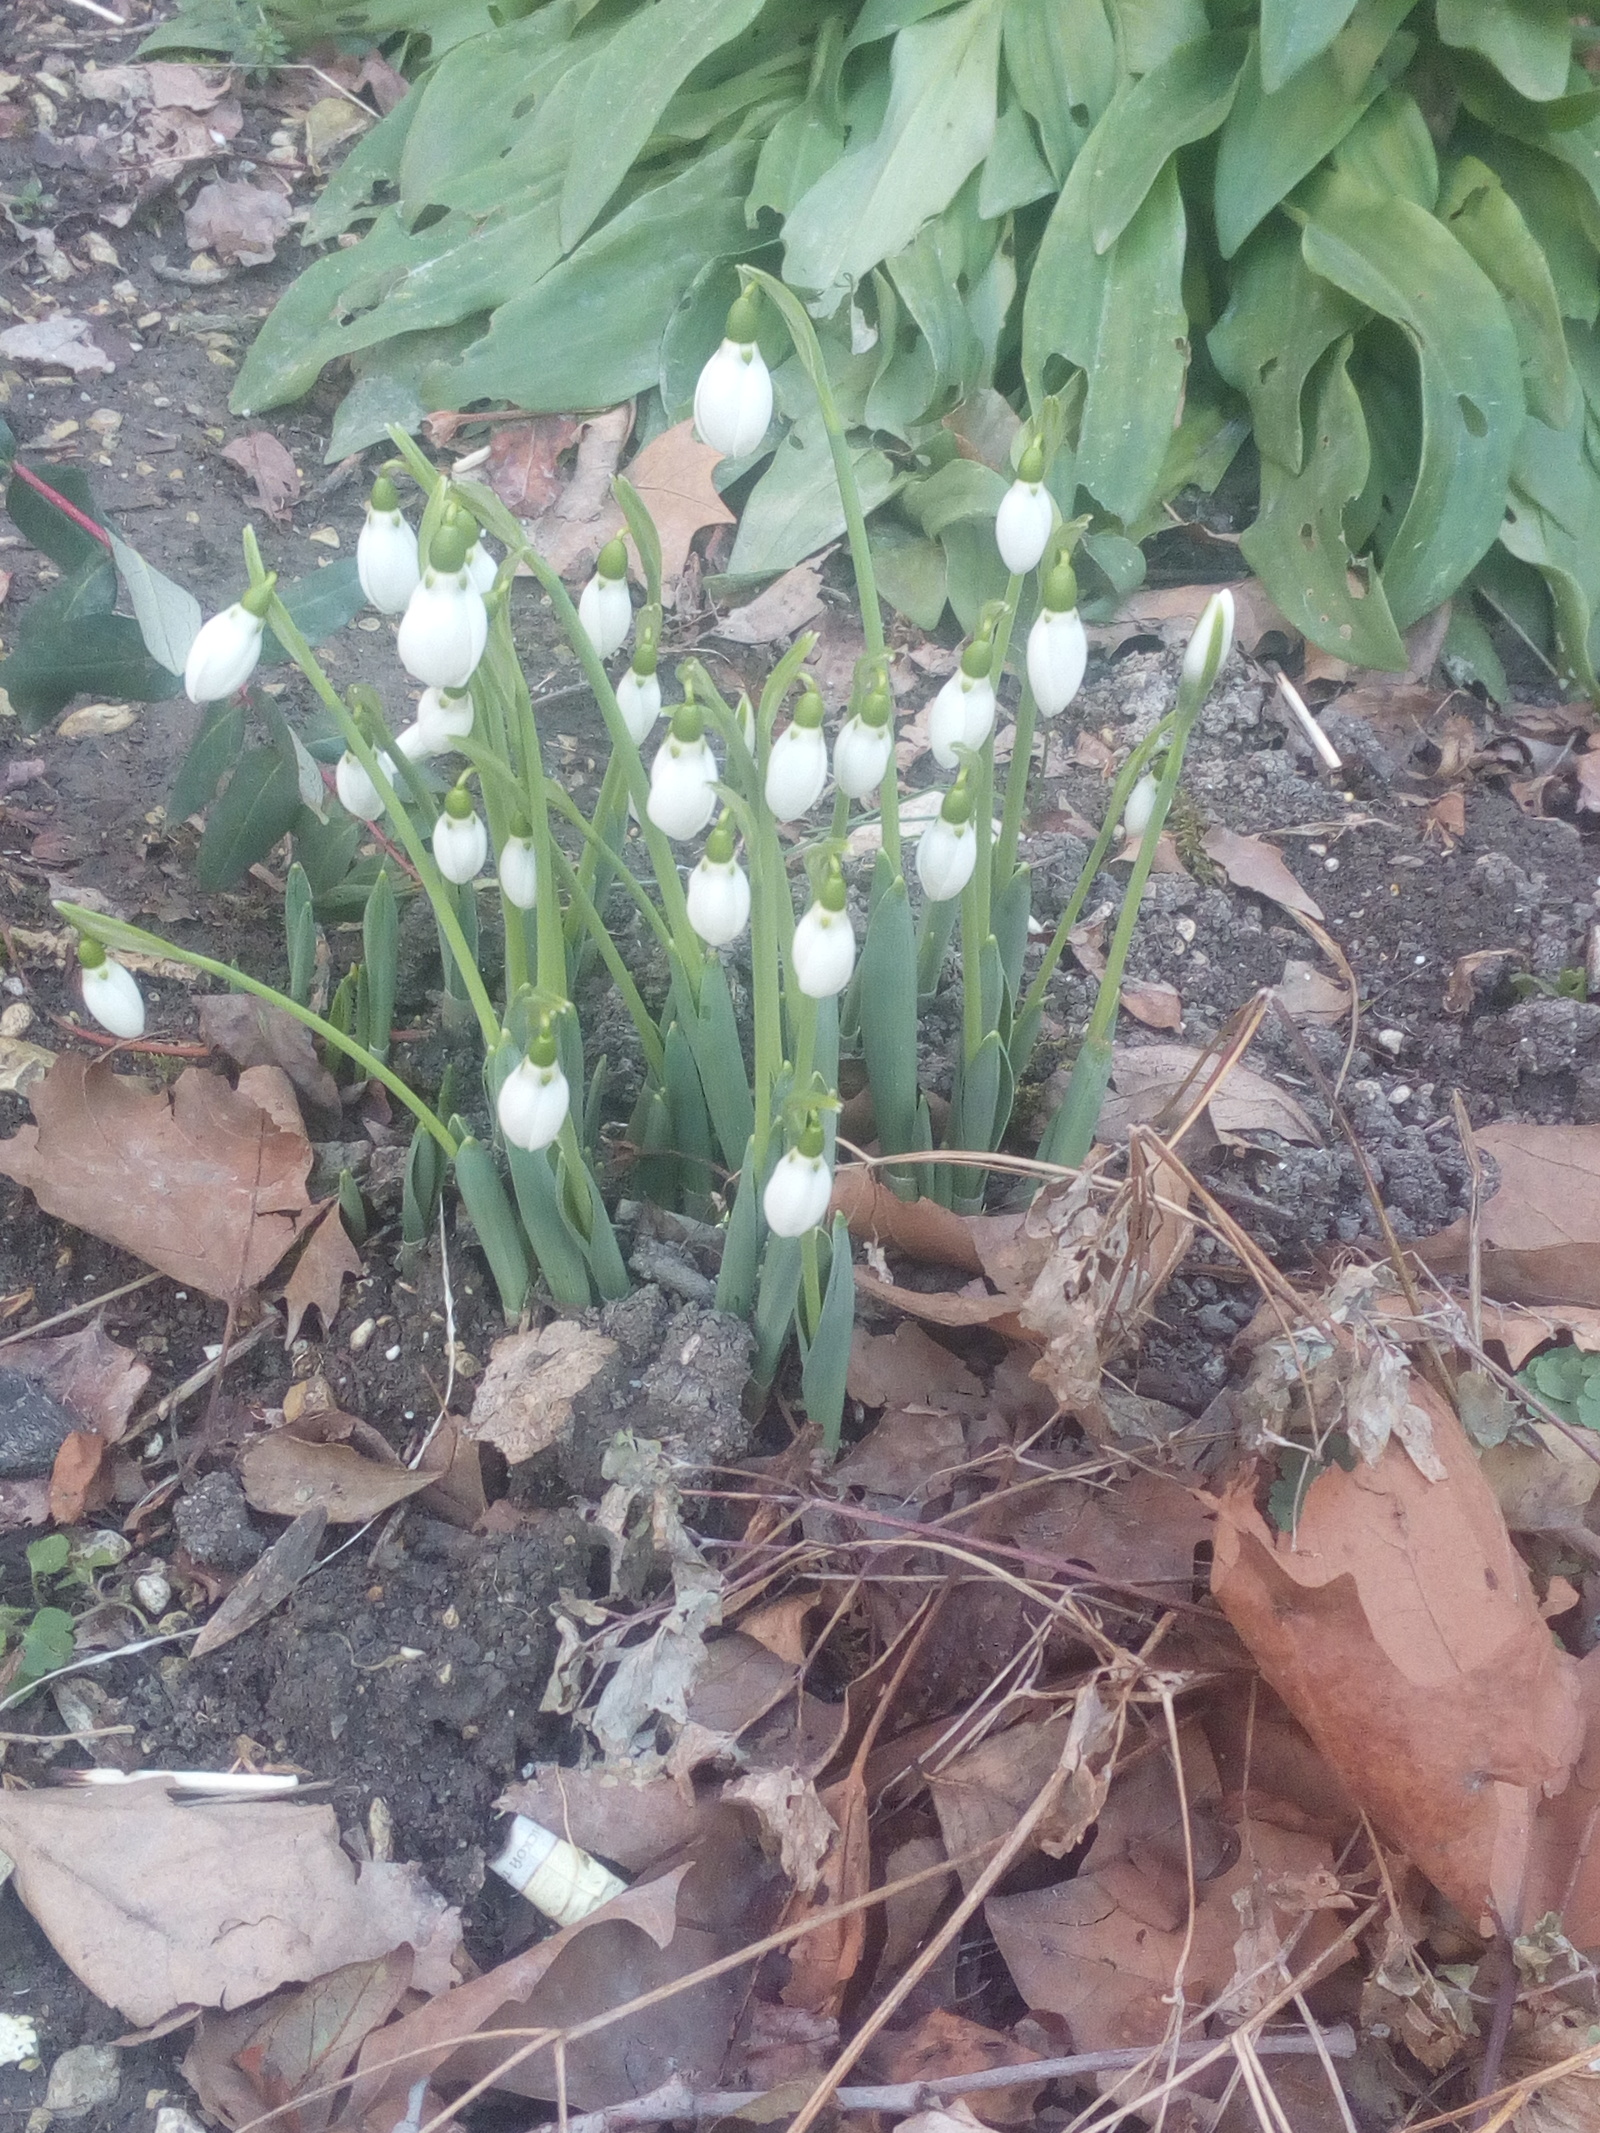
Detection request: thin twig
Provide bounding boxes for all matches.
[1452,1091,1485,1354]
[0,1628,197,1714]
[0,1723,134,1745]
[122,1316,275,1443]
[0,1272,160,1349]
[1271,667,1342,771]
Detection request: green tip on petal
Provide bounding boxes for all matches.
[725,292,760,346]
[444,784,475,821]
[597,536,628,582]
[706,811,736,864]
[76,935,106,970]
[797,1116,825,1161]
[1043,561,1078,613]
[509,813,533,841]
[862,685,891,729]
[941,781,973,826]
[1018,441,1045,484]
[240,576,276,620]
[430,521,471,574]
[631,643,658,679]
[369,475,400,513]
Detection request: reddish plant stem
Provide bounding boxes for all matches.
[10,462,115,550]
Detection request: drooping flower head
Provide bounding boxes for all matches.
[357,474,421,614]
[183,576,274,704]
[995,442,1053,576]
[76,936,145,1039]
[763,1114,833,1238]
[916,773,978,904]
[617,639,663,744]
[929,639,997,769]
[1026,559,1087,719]
[766,680,828,821]
[833,679,894,802]
[686,811,751,948]
[694,291,773,461]
[647,698,718,841]
[497,1016,570,1153]
[498,816,540,911]
[578,536,632,661]
[397,515,488,690]
[432,781,489,885]
[792,857,856,1000]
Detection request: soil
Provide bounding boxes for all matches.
[4,0,1600,2123]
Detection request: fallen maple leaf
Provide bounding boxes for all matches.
[716,560,826,645]
[184,1951,414,2133]
[199,994,336,1110]
[1095,1041,1320,1148]
[522,405,633,578]
[184,178,291,265]
[0,1057,323,1305]
[280,1199,361,1344]
[622,421,735,603]
[1419,1121,1600,1307]
[1202,826,1324,921]
[219,433,301,521]
[0,1783,461,2025]
[486,414,582,516]
[1118,979,1182,1030]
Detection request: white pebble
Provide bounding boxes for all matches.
[1376,1028,1404,1056]
[385,1344,401,1362]
[1390,1085,1412,1105]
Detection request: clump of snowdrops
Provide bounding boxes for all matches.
[60,269,1233,1449]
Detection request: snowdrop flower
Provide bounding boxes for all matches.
[415,684,475,751]
[393,719,438,761]
[737,692,757,755]
[432,784,488,884]
[792,861,855,999]
[183,578,272,704]
[1026,561,1087,718]
[1183,586,1235,694]
[694,292,772,460]
[465,536,498,596]
[648,702,718,841]
[617,646,663,744]
[397,520,487,690]
[766,685,828,821]
[77,938,144,1039]
[498,823,539,911]
[928,642,996,769]
[916,778,977,904]
[686,813,750,947]
[578,537,632,661]
[832,683,894,801]
[335,748,393,822]
[497,1022,569,1153]
[356,476,420,614]
[995,443,1052,576]
[763,1119,832,1238]
[1122,771,1160,841]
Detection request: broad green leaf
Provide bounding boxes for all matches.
[977,100,1055,217]
[304,84,419,243]
[727,415,901,576]
[325,320,484,462]
[109,532,201,674]
[1087,32,1247,253]
[848,0,962,47]
[1108,0,1210,74]
[1240,339,1407,667]
[427,142,757,416]
[1213,0,1417,257]
[397,5,585,217]
[261,559,366,665]
[1260,0,1360,93]
[1001,0,1116,176]
[1499,400,1600,696]
[6,463,108,572]
[559,0,766,250]
[885,211,987,419]
[1443,602,1510,699]
[1209,225,1367,471]
[748,89,846,221]
[783,0,1004,294]
[1077,527,1146,616]
[1301,168,1524,626]
[1024,152,1189,522]
[1439,156,1573,427]
[0,558,180,728]
[1437,0,1573,104]
[195,746,302,889]
[940,514,1012,627]
[870,522,948,627]
[1331,86,1439,208]
[1461,129,1600,322]
[169,697,245,823]
[1127,387,1250,537]
[901,455,1009,538]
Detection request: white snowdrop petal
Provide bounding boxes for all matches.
[792,904,856,999]
[183,604,264,704]
[415,685,475,749]
[762,1148,833,1237]
[832,717,893,801]
[994,481,1053,575]
[1122,772,1160,840]
[647,735,718,841]
[335,751,386,822]
[396,571,488,689]
[578,573,632,660]
[1183,587,1235,688]
[916,816,977,903]
[498,837,540,911]
[1026,606,1088,718]
[686,856,751,946]
[616,666,662,743]
[357,508,421,614]
[82,959,145,1039]
[961,675,996,753]
[497,1059,570,1152]
[694,339,774,460]
[765,723,828,821]
[433,809,488,884]
[465,539,497,595]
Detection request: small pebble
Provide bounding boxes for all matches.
[44,2046,120,2118]
[0,1001,34,1036]
[349,1316,376,1355]
[134,1571,171,1616]
[0,2014,37,2069]
[385,1344,401,1362]
[1390,1085,1413,1105]
[1375,1028,1404,1055]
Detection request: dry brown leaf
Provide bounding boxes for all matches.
[831,1170,984,1274]
[199,995,337,1110]
[466,1321,618,1463]
[1095,1041,1320,1147]
[0,1477,51,1533]
[0,316,114,376]
[722,1768,837,1894]
[486,415,582,517]
[498,1768,712,1871]
[415,1418,485,1530]
[1275,957,1349,1026]
[280,1200,361,1346]
[219,432,300,520]
[0,1321,149,1441]
[1119,979,1182,1030]
[1420,1122,1600,1306]
[777,1770,871,2016]
[0,1782,461,2025]
[845,1322,985,1411]
[851,1270,1025,1335]
[520,404,633,578]
[1444,946,1517,1015]
[1425,789,1467,847]
[47,1428,112,1524]
[184,179,292,265]
[1211,1376,1583,1932]
[0,1058,321,1305]
[716,561,826,645]
[621,421,735,602]
[872,2012,1044,2126]
[1524,1651,1600,1951]
[239,1424,430,1524]
[1202,826,1324,921]
[191,1507,326,1659]
[1086,578,1293,659]
[1005,1467,1210,1595]
[1479,1424,1600,1530]
[833,1408,967,1500]
[1480,1300,1600,1369]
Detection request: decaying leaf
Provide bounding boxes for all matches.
[0,1059,324,1306]
[1420,1122,1600,1307]
[716,561,826,645]
[0,1321,149,1442]
[845,1322,986,1412]
[467,1321,618,1464]
[190,1507,327,1659]
[0,316,114,375]
[184,179,292,266]
[240,1415,430,1524]
[620,421,735,602]
[219,433,301,521]
[722,1768,837,1895]
[486,414,582,517]
[58,702,137,738]
[1118,980,1182,1030]
[0,1034,55,1094]
[1202,827,1324,921]
[48,1428,113,1525]
[1275,957,1349,1026]
[874,2011,1044,2127]
[519,404,634,578]
[1443,947,1517,1015]
[0,1783,461,2026]
[1212,1376,1583,1932]
[279,1200,361,1346]
[1095,1041,1320,1148]
[1480,1300,1600,1370]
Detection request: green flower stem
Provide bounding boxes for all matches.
[470,661,529,999]
[501,647,568,1004]
[994,677,1039,889]
[801,1227,823,1338]
[549,847,666,1081]
[791,987,817,1094]
[544,784,676,960]
[739,266,898,877]
[959,869,985,1069]
[55,902,456,1155]
[264,593,501,1054]
[569,751,628,948]
[750,819,786,1169]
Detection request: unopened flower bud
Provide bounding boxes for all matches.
[497,1022,569,1152]
[183,580,272,704]
[916,781,978,903]
[498,825,539,911]
[763,1119,832,1237]
[1122,771,1160,841]
[686,814,751,946]
[766,686,828,820]
[432,785,488,884]
[1183,587,1235,693]
[833,685,894,801]
[928,642,996,769]
[792,864,855,998]
[578,538,632,660]
[694,293,773,460]
[995,443,1053,575]
[617,652,662,743]
[415,685,474,750]
[77,937,145,1039]
[1027,562,1086,718]
[357,477,420,613]
[648,708,718,841]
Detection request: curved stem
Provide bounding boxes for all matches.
[995,679,1038,888]
[544,784,676,959]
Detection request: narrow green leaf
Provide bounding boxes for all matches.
[992,865,1031,1007]
[108,533,202,675]
[195,746,302,889]
[753,1233,804,1390]
[714,1136,764,1319]
[285,861,318,1008]
[680,960,756,1173]
[559,0,765,251]
[1208,222,1368,471]
[800,1213,856,1455]
[169,696,245,824]
[1300,167,1525,626]
[1438,155,1574,427]
[978,101,1055,218]
[613,475,663,611]
[666,1021,716,1212]
[859,877,920,1167]
[1213,0,1417,258]
[1087,33,1247,253]
[1109,0,1210,73]
[1239,338,1408,669]
[560,1150,630,1300]
[362,871,398,1065]
[1002,0,1116,177]
[1437,0,1573,104]
[1260,0,1360,93]
[452,1131,531,1320]
[5,464,107,572]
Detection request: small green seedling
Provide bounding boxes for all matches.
[1519,1345,1600,1430]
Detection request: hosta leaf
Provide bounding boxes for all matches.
[1002,0,1116,177]
[1439,156,1573,427]
[303,85,418,243]
[1437,0,1573,104]
[1260,0,1360,94]
[1023,151,1188,523]
[748,87,846,222]
[1087,31,1248,253]
[870,522,948,628]
[1498,402,1600,697]
[1239,338,1408,668]
[1209,222,1368,471]
[1213,0,1417,257]
[901,456,1009,539]
[1331,86,1439,208]
[977,100,1055,218]
[1300,167,1524,627]
[726,414,901,577]
[426,142,757,416]
[559,0,766,251]
[885,211,988,419]
[398,8,591,219]
[1461,129,1600,323]
[1107,0,1210,75]
[783,0,1004,295]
